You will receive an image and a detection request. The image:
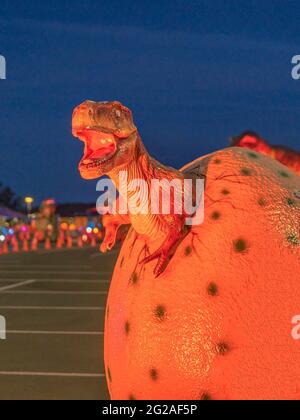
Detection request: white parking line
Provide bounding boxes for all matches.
[36,247,98,255]
[6,330,104,336]
[90,251,118,258]
[0,305,105,310]
[2,290,107,295]
[0,280,36,292]
[0,371,105,378]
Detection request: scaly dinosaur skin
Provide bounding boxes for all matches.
[72,101,198,276]
[231,131,300,175]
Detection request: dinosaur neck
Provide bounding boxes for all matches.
[108,136,182,239]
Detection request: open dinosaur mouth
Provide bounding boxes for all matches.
[76,128,118,168]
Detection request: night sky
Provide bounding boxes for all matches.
[1,0,300,204]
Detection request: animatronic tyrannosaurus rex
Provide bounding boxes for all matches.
[72,101,201,276]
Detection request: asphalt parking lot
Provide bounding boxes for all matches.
[0,246,118,400]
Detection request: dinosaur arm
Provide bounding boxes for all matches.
[100,199,130,252]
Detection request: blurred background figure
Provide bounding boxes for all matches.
[32,199,59,245]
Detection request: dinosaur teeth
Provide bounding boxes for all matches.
[82,152,115,169]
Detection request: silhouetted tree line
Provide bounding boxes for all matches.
[0,183,23,211]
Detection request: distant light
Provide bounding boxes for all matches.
[82,234,88,242]
[93,228,99,234]
[0,235,5,242]
[21,226,27,232]
[8,229,14,235]
[69,224,76,231]
[24,197,34,204]
[86,227,92,234]
[61,223,68,231]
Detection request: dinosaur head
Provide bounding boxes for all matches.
[230,131,272,156]
[72,100,138,179]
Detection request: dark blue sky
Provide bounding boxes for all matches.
[1,0,300,203]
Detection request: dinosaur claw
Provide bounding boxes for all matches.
[140,252,160,265]
[154,255,169,277]
[100,244,107,253]
[140,252,169,277]
[139,230,188,276]
[153,266,163,278]
[100,241,114,253]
